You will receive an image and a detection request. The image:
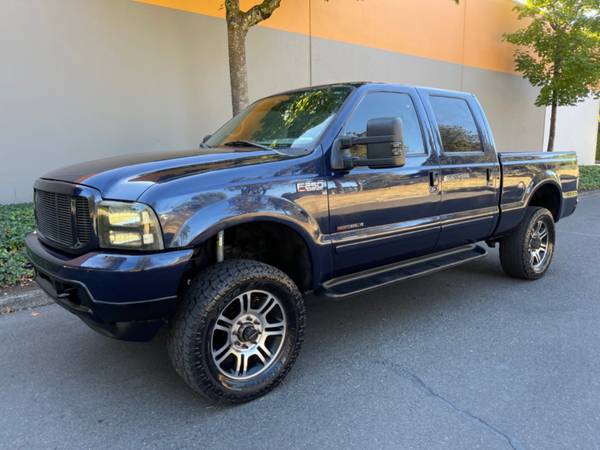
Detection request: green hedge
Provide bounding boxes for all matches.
[0,203,34,287]
[580,165,600,191]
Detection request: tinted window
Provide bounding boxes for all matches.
[343,92,425,157]
[430,96,483,152]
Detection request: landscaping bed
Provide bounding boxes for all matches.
[0,203,34,288]
[580,165,600,191]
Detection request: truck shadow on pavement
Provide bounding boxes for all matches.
[73,252,510,410]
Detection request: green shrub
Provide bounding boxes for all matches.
[0,203,34,287]
[580,165,600,191]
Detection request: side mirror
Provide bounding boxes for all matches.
[331,117,406,170]
[365,117,406,168]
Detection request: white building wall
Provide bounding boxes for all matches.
[543,96,599,165]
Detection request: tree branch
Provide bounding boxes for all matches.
[243,0,283,28]
[224,0,241,22]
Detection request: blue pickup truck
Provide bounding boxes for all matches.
[26,82,578,402]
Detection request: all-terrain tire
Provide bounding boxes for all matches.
[499,206,556,280]
[167,259,305,404]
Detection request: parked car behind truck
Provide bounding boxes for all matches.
[26,82,578,403]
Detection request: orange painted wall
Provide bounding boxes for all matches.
[134,0,521,74]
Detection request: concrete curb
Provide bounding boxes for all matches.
[0,288,53,315]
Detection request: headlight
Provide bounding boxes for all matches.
[97,201,164,251]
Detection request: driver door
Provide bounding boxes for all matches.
[327,89,442,276]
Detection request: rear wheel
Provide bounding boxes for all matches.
[499,207,555,280]
[167,259,305,403]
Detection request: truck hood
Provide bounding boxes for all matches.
[40,147,296,201]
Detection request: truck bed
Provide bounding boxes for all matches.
[494,151,578,236]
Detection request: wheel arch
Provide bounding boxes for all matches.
[527,180,563,222]
[179,214,322,293]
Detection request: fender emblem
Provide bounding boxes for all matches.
[296,180,326,193]
[337,222,364,232]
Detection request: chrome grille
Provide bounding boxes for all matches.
[75,197,93,243]
[35,190,93,249]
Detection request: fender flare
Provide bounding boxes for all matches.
[525,178,563,219]
[168,195,325,283]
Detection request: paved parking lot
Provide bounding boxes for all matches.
[1,193,599,450]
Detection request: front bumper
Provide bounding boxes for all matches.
[25,233,194,341]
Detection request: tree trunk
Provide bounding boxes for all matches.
[547,89,558,152]
[227,20,249,116]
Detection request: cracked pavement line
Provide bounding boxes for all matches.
[373,359,521,450]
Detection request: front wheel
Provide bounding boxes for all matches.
[167,259,305,403]
[499,206,556,280]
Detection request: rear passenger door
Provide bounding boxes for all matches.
[420,91,500,251]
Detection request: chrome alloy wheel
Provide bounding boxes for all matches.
[528,219,550,272]
[211,290,287,380]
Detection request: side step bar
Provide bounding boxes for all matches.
[321,245,488,299]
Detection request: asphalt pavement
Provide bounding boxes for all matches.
[1,192,599,450]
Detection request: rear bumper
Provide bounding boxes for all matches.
[25,233,194,341]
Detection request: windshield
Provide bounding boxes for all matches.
[206,85,354,154]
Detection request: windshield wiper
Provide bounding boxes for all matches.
[222,140,273,151]
[222,139,309,157]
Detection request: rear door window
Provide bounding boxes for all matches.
[430,96,483,152]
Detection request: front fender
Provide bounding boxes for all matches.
[169,194,323,249]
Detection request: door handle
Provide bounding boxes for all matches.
[486,168,494,187]
[429,171,439,192]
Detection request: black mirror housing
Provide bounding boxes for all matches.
[331,117,406,171]
[365,117,406,168]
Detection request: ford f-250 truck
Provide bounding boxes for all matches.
[25,82,578,403]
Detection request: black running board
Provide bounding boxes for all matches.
[321,245,488,299]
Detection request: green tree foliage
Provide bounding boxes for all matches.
[503,0,600,151]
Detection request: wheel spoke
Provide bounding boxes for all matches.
[238,293,250,314]
[216,348,233,365]
[218,316,234,326]
[235,353,248,377]
[234,352,242,376]
[536,221,543,234]
[213,342,230,359]
[254,348,267,364]
[264,328,285,338]
[259,296,276,316]
[265,320,285,330]
[214,322,232,333]
[259,344,272,358]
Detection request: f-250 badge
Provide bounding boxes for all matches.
[296,180,327,193]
